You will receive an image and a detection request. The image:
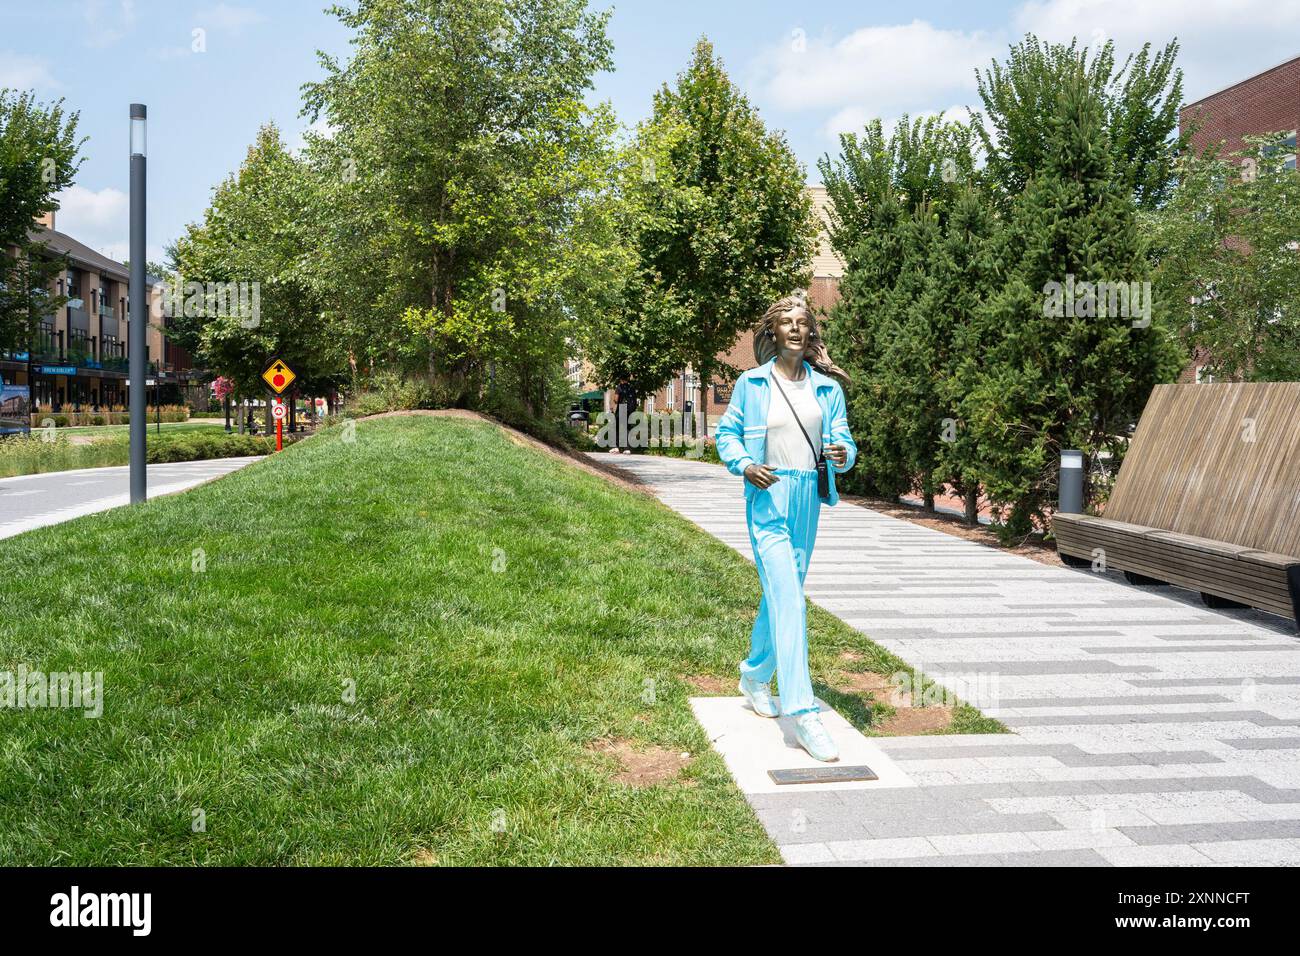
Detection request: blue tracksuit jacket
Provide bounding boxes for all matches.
[715,358,858,506]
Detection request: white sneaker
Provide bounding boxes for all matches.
[738,675,778,717]
[793,712,838,762]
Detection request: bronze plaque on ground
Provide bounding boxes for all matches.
[768,765,878,785]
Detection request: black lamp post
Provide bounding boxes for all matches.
[128,103,147,503]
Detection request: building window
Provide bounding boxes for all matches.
[37,320,56,357]
[68,329,90,365]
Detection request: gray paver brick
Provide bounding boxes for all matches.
[601,453,1300,868]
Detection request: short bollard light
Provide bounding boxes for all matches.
[1059,449,1084,514]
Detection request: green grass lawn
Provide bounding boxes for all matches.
[0,415,1000,865]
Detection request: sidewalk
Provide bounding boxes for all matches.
[0,457,262,540]
[594,452,1300,866]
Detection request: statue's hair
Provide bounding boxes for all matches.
[752,293,851,385]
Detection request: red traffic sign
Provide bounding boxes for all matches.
[272,402,287,420]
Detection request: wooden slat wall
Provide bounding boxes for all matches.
[1106,383,1300,558]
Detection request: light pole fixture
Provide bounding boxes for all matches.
[1059,449,1084,515]
[129,103,147,503]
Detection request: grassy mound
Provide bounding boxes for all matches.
[0,415,996,865]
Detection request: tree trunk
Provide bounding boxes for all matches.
[964,485,979,525]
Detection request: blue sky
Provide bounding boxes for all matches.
[4,0,1298,264]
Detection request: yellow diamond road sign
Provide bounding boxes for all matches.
[262,359,296,395]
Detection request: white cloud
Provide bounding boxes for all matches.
[82,0,139,49]
[756,21,999,126]
[53,185,167,264]
[56,184,128,234]
[1013,0,1300,102]
[0,51,60,90]
[754,1,1300,153]
[52,185,127,258]
[195,3,269,35]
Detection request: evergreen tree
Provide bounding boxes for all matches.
[824,189,908,497]
[820,114,979,499]
[962,64,1183,538]
[877,202,945,507]
[932,186,1001,523]
[974,35,1187,213]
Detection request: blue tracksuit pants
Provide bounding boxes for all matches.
[740,468,822,716]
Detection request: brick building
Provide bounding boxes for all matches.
[1182,54,1299,168]
[1178,55,1299,382]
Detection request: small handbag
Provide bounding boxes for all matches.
[770,371,830,500]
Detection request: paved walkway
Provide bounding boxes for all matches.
[595,452,1300,866]
[0,458,262,540]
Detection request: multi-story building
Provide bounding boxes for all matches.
[0,211,202,418]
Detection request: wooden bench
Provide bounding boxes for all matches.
[1053,382,1300,629]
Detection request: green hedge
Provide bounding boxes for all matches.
[145,432,271,463]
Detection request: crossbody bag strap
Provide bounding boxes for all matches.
[770,371,821,464]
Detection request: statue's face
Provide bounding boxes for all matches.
[772,308,812,356]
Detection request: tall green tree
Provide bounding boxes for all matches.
[614,37,817,435]
[170,124,346,399]
[300,0,622,419]
[932,186,1001,522]
[877,203,946,507]
[819,114,981,500]
[963,65,1183,537]
[0,90,83,352]
[822,189,909,497]
[819,114,978,266]
[1146,133,1300,382]
[974,36,1187,212]
[579,119,692,399]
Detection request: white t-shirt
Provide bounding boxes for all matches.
[766,369,821,470]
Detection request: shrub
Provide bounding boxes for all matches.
[341,371,458,418]
[146,432,271,463]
